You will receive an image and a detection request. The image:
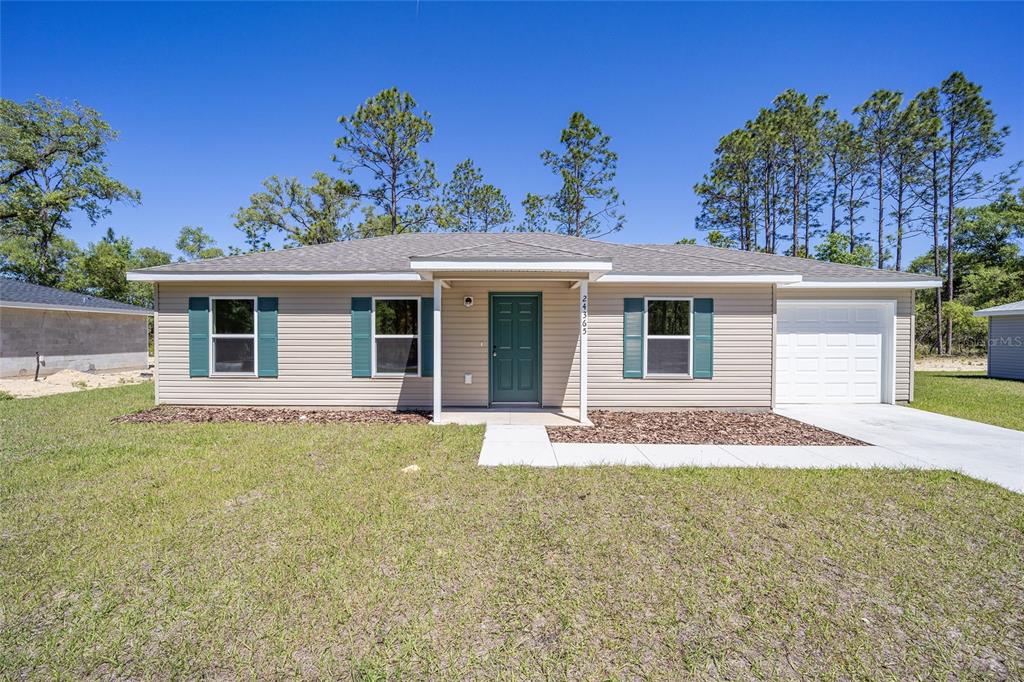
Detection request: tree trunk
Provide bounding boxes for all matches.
[895,181,904,271]
[876,157,885,269]
[847,181,856,254]
[830,159,839,233]
[946,122,956,353]
[931,149,943,355]
[791,166,799,256]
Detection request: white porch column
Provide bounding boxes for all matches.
[432,278,442,424]
[579,279,589,424]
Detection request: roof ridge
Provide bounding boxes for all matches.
[627,243,800,274]
[502,235,604,258]
[643,242,935,279]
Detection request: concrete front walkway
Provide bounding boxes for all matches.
[479,404,1024,493]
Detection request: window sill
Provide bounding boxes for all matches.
[642,374,693,380]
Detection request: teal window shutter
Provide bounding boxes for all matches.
[623,298,644,378]
[188,297,210,377]
[351,297,372,378]
[693,298,714,379]
[420,297,433,377]
[257,297,278,378]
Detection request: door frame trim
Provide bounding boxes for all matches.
[775,299,897,405]
[488,292,543,406]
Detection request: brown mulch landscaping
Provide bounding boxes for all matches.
[114,406,432,425]
[548,410,866,445]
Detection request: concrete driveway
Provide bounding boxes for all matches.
[776,404,1024,493]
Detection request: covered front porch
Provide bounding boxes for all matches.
[416,255,609,426]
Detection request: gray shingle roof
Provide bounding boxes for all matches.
[0,279,153,314]
[129,232,939,283]
[974,300,1024,317]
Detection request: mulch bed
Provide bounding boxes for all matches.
[114,406,431,425]
[548,410,865,446]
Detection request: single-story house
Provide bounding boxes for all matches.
[0,279,152,377]
[127,233,941,422]
[974,301,1024,380]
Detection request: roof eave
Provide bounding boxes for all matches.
[126,271,424,282]
[780,279,942,290]
[409,259,614,272]
[597,274,802,284]
[0,301,153,316]
[973,308,1024,318]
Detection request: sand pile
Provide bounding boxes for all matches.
[0,368,150,399]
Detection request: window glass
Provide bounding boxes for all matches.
[647,299,690,336]
[375,299,418,335]
[647,337,690,375]
[376,338,418,375]
[214,299,255,334]
[213,338,255,373]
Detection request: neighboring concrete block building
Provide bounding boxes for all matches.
[974,301,1024,380]
[0,279,152,378]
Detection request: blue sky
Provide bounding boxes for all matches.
[3,1,1022,261]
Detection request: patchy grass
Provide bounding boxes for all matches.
[913,371,1024,431]
[2,384,1022,679]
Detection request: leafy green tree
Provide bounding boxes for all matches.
[814,231,874,267]
[63,228,171,307]
[434,159,512,232]
[515,193,549,233]
[675,237,697,245]
[774,90,827,256]
[938,71,1020,350]
[233,172,360,248]
[908,87,947,352]
[855,90,903,268]
[530,112,625,237]
[695,127,758,249]
[0,233,79,283]
[175,225,224,261]
[334,88,437,235]
[705,230,737,249]
[0,97,140,285]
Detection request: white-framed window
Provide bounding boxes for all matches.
[210,297,257,376]
[644,297,692,377]
[372,296,420,377]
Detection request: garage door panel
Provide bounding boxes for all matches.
[777,302,889,404]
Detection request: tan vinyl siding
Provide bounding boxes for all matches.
[775,287,915,402]
[157,282,434,406]
[156,281,581,408]
[439,281,580,407]
[586,284,774,409]
[988,316,1024,380]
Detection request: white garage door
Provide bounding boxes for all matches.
[776,302,892,404]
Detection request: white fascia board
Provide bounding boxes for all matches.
[409,260,613,272]
[126,271,424,282]
[0,301,152,316]
[596,274,802,284]
[780,279,942,289]
[973,308,1024,318]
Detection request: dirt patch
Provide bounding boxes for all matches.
[114,405,432,425]
[0,368,150,398]
[916,355,987,371]
[548,410,864,445]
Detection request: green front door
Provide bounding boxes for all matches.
[490,294,541,404]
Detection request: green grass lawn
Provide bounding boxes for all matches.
[2,384,1022,679]
[912,370,1024,431]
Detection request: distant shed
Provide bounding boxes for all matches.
[974,301,1024,381]
[0,279,152,377]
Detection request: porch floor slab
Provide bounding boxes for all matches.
[441,407,584,426]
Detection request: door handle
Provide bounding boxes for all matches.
[492,345,497,357]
